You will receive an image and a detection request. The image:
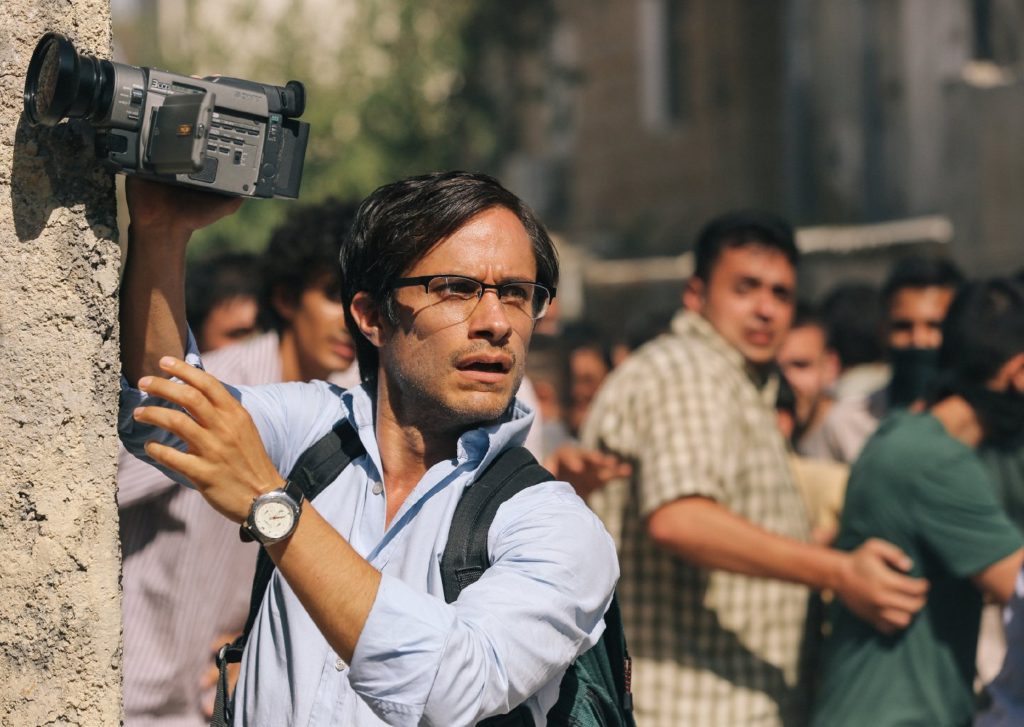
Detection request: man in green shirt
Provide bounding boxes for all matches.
[812,278,1024,727]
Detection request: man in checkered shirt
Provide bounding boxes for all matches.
[583,211,929,726]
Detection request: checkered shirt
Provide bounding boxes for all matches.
[583,310,813,727]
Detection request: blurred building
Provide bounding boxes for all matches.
[502,0,787,259]
[499,0,1024,289]
[109,0,1024,324]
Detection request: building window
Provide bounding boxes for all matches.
[639,0,689,130]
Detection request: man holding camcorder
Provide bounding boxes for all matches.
[118,172,618,726]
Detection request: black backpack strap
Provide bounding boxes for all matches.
[210,418,364,727]
[238,418,364,639]
[440,446,553,604]
[439,446,553,727]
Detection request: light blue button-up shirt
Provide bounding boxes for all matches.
[119,336,618,726]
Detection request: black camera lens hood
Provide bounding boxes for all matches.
[24,32,78,126]
[24,32,111,127]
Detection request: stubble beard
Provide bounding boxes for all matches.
[385,348,523,435]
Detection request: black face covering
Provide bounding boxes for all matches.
[888,346,942,408]
[955,382,1024,450]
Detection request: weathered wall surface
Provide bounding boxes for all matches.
[0,2,122,725]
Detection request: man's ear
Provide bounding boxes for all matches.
[271,284,297,323]
[682,276,705,313]
[349,291,386,348]
[823,349,841,388]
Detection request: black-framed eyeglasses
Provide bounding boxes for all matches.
[392,274,555,321]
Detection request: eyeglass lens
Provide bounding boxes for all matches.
[425,276,550,321]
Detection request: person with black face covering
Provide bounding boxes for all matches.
[882,257,965,407]
[974,267,1024,689]
[811,278,1024,727]
[977,268,1024,532]
[817,255,964,464]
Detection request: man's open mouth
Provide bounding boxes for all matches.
[455,353,513,376]
[459,360,510,373]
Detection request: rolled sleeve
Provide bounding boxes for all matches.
[347,483,618,726]
[117,328,345,490]
[915,454,1024,578]
[118,330,207,489]
[347,576,456,723]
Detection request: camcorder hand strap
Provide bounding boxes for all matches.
[210,416,364,727]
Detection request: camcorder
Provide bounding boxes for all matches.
[23,32,309,199]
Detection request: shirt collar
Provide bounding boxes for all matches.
[670,309,780,404]
[456,395,535,470]
[340,382,536,477]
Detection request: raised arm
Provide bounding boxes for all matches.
[648,497,930,633]
[119,177,241,385]
[974,548,1024,605]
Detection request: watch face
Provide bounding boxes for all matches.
[254,499,295,540]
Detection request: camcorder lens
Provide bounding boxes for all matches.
[24,33,114,127]
[33,41,62,121]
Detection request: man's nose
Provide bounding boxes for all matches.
[468,289,513,341]
[911,323,941,349]
[755,290,780,320]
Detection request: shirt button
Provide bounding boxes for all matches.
[372,482,383,495]
[335,657,347,671]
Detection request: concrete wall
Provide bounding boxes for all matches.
[0,3,122,725]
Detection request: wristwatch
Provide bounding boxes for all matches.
[239,481,304,545]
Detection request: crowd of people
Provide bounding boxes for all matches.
[117,173,1024,727]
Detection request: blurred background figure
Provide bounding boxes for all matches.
[584,210,926,726]
[255,197,361,387]
[185,252,261,354]
[526,331,632,500]
[525,333,575,457]
[812,278,1024,727]
[562,323,615,438]
[882,256,965,407]
[819,256,964,463]
[778,303,840,458]
[119,196,360,727]
[820,283,888,403]
[976,266,1024,689]
[982,266,1024,532]
[775,376,848,545]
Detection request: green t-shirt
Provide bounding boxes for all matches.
[980,443,1024,532]
[811,412,1023,727]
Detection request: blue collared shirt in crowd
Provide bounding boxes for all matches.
[119,334,618,727]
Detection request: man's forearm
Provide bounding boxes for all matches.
[267,504,382,663]
[647,496,930,634]
[119,223,190,385]
[119,177,243,385]
[647,496,844,590]
[973,548,1024,606]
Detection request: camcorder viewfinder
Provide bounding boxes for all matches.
[23,32,310,199]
